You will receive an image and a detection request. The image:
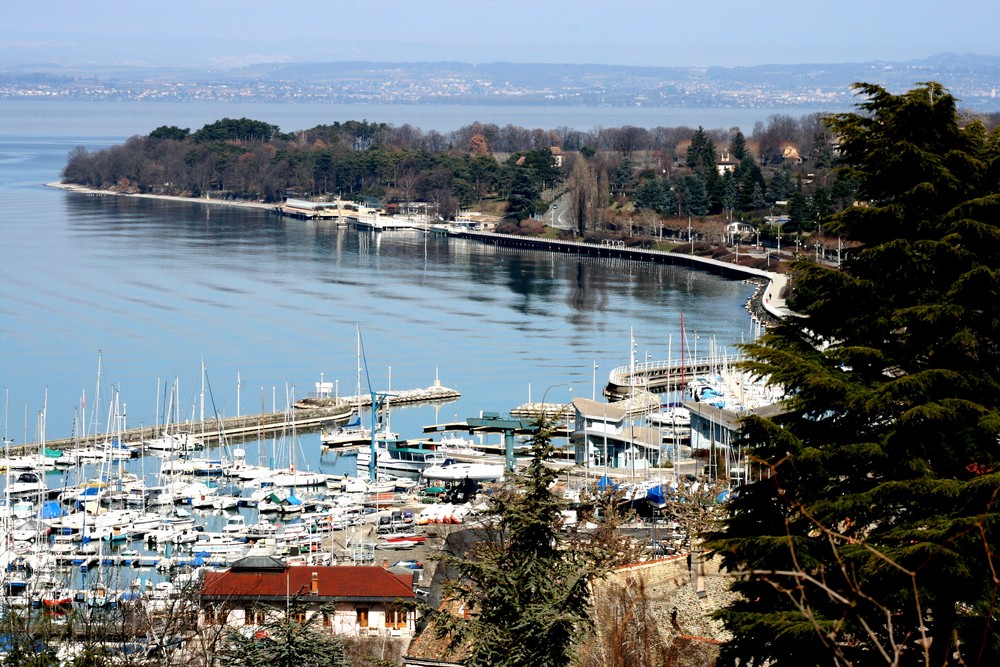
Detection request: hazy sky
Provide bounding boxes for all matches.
[3,0,999,69]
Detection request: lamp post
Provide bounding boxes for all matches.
[567,387,573,436]
[592,361,598,401]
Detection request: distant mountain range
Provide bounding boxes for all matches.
[4,53,1000,110]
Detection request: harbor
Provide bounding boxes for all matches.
[14,385,461,456]
[1,138,766,663]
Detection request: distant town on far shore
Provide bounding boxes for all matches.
[5,53,1000,111]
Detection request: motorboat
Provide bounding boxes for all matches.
[360,438,447,476]
[422,458,505,482]
[222,514,247,534]
[6,470,46,498]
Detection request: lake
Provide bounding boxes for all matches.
[0,105,757,473]
[0,98,845,138]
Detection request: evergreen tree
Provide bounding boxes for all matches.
[634,177,667,213]
[729,130,751,162]
[736,161,763,212]
[721,171,738,218]
[686,126,709,170]
[434,421,632,667]
[676,173,709,217]
[703,161,724,214]
[811,186,832,222]
[217,602,351,667]
[505,167,543,221]
[787,178,811,233]
[613,157,636,197]
[705,82,1000,667]
[767,168,795,203]
[749,181,767,211]
[149,125,190,141]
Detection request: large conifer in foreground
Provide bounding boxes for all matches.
[433,420,633,667]
[705,82,1000,666]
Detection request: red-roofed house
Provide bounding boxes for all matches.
[198,555,417,638]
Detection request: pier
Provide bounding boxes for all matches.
[19,385,460,455]
[451,230,796,321]
[604,355,744,401]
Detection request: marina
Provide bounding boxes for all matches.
[14,385,461,456]
[0,132,768,659]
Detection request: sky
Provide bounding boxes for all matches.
[3,0,999,70]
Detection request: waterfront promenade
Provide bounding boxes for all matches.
[452,230,794,321]
[48,183,793,319]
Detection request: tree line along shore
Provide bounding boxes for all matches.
[56,112,887,264]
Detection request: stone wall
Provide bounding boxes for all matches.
[601,552,735,648]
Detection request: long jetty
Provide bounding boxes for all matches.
[604,356,744,401]
[21,385,461,455]
[451,231,795,321]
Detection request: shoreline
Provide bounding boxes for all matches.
[46,181,276,211]
[47,181,794,319]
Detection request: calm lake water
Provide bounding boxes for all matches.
[0,105,758,473]
[0,98,846,137]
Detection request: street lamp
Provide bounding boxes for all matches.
[567,387,573,435]
[592,361,598,401]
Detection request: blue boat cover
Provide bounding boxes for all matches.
[646,484,666,505]
[40,501,64,519]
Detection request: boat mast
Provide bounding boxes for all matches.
[91,350,103,442]
[356,326,363,417]
[680,313,686,399]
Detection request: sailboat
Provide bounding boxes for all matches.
[144,378,201,453]
[320,327,371,446]
[268,389,326,488]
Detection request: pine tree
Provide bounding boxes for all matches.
[613,157,636,197]
[686,126,709,170]
[705,82,1000,667]
[677,173,709,217]
[217,601,351,667]
[434,421,633,667]
[634,177,667,213]
[729,130,751,162]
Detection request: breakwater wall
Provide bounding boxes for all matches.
[452,231,773,281]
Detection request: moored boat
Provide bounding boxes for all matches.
[421,458,505,482]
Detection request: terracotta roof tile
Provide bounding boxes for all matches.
[201,565,415,600]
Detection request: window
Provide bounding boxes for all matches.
[386,604,406,630]
[257,610,267,625]
[356,607,369,628]
[295,611,306,624]
[322,611,332,627]
[244,607,254,625]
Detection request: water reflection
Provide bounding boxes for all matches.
[8,150,754,444]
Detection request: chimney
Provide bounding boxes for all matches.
[383,559,389,569]
[310,571,318,595]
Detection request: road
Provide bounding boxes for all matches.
[547,193,572,231]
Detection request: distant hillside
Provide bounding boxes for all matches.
[3,53,1000,110]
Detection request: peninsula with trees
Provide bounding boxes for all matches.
[59,98,1000,271]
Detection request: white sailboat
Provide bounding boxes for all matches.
[320,327,371,446]
[144,378,201,452]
